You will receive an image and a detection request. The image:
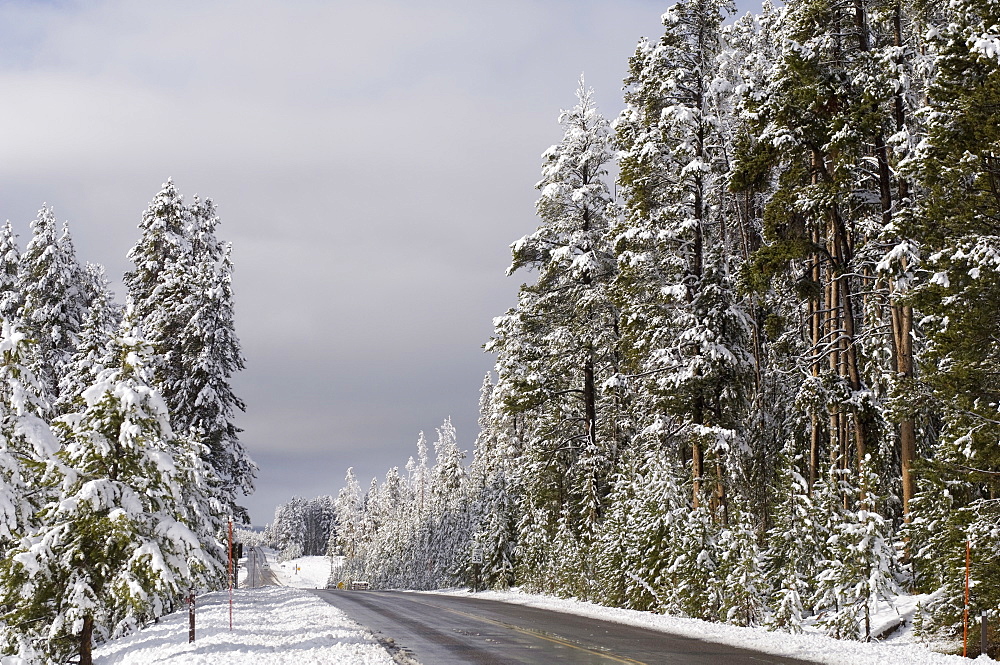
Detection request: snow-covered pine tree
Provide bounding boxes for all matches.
[903,0,1000,625]
[467,374,517,590]
[19,207,87,410]
[735,0,917,491]
[428,418,469,586]
[1,334,222,665]
[0,322,58,545]
[615,0,752,517]
[125,181,254,521]
[547,506,587,599]
[302,495,336,556]
[172,199,254,518]
[0,323,61,662]
[270,497,307,559]
[895,0,1000,630]
[813,459,899,640]
[56,264,120,415]
[764,444,820,633]
[0,222,21,324]
[593,456,638,609]
[333,468,364,559]
[488,78,619,566]
[714,505,766,627]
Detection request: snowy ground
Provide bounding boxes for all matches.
[426,588,996,665]
[92,555,391,664]
[270,555,331,589]
[83,551,997,665]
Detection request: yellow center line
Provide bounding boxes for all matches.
[404,596,649,665]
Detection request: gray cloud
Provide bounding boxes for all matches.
[0,0,757,523]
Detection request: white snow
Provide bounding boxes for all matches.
[90,586,392,665]
[271,555,331,589]
[61,552,1000,665]
[423,588,998,665]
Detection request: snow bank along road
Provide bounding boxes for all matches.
[311,589,818,665]
[91,587,393,664]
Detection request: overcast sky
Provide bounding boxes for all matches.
[0,0,757,524]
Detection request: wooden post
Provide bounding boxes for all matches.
[188,588,196,643]
[964,540,970,658]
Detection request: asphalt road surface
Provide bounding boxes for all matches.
[244,547,279,588]
[310,590,818,665]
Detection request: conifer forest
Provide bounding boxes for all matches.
[321,0,1000,653]
[0,181,252,663]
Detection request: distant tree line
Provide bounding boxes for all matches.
[0,180,253,664]
[265,495,337,560]
[332,0,999,654]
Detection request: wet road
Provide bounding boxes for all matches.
[310,590,818,665]
[244,547,279,588]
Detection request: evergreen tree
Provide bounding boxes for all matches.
[899,0,1000,624]
[615,0,752,515]
[173,201,254,515]
[765,445,820,633]
[0,223,21,324]
[333,468,364,558]
[0,334,222,665]
[56,265,120,415]
[715,507,766,626]
[468,374,517,589]
[489,77,619,547]
[125,181,254,521]
[19,207,87,408]
[0,323,57,547]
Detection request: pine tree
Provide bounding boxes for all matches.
[468,374,517,589]
[0,222,21,324]
[765,445,820,633]
[615,0,752,515]
[271,497,307,559]
[125,181,254,521]
[19,207,87,408]
[172,201,254,516]
[0,334,222,665]
[813,461,899,640]
[489,77,620,551]
[898,0,1000,625]
[0,322,58,547]
[715,507,766,626]
[56,265,120,415]
[333,468,364,559]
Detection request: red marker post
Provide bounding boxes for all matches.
[228,520,234,631]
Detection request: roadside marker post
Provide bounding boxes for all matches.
[471,548,483,593]
[964,540,970,658]
[187,587,196,643]
[983,610,989,659]
[228,520,234,631]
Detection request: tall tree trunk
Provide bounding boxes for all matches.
[80,615,94,665]
[891,0,918,518]
[894,297,916,513]
[692,424,704,510]
[584,351,596,450]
